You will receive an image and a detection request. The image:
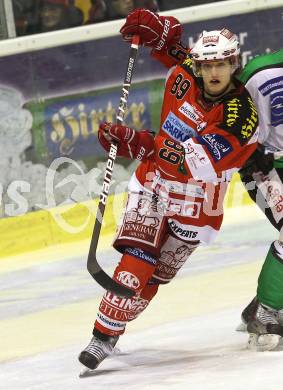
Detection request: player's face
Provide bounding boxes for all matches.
[112,0,134,16]
[40,5,63,28]
[200,59,232,96]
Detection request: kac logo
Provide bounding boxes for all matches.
[117,271,140,289]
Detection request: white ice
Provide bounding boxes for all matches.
[1,205,282,390]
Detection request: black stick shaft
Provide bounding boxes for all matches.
[87,36,140,298]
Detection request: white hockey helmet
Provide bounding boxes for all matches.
[190,28,240,76]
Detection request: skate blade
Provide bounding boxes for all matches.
[236,321,247,332]
[79,367,97,377]
[247,333,281,351]
[112,346,121,355]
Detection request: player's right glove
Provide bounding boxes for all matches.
[98,122,155,161]
[120,8,182,52]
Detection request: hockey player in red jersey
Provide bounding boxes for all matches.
[79,8,259,370]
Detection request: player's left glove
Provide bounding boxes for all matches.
[98,122,155,161]
[120,8,182,52]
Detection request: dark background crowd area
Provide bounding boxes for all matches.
[12,0,227,36]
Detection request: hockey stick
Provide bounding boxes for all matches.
[87,35,140,298]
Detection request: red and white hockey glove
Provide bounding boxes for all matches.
[120,8,182,52]
[98,122,155,161]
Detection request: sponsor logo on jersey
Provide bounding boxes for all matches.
[257,171,283,213]
[185,143,208,168]
[102,292,149,320]
[162,111,197,141]
[197,134,233,161]
[168,220,198,239]
[149,171,205,197]
[179,102,202,123]
[117,271,140,289]
[103,291,148,315]
[125,247,157,266]
[222,96,258,144]
[166,199,201,218]
[271,91,283,126]
[154,243,196,282]
[119,195,161,246]
[178,102,207,131]
[225,97,242,127]
[241,97,258,140]
[97,313,125,328]
[259,76,283,96]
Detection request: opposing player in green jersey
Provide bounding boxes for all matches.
[238,49,283,351]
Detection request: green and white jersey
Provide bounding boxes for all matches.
[238,50,283,152]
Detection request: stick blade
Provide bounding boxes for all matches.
[92,269,135,298]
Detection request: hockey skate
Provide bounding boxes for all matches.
[246,301,283,351]
[78,330,119,376]
[236,297,258,332]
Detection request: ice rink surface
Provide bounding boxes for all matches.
[1,205,283,390]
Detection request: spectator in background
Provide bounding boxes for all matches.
[134,0,159,11]
[12,0,37,36]
[159,0,223,11]
[106,0,159,20]
[106,0,134,19]
[27,0,83,33]
[13,0,159,34]
[85,0,107,24]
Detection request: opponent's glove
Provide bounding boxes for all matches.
[253,146,274,175]
[120,8,182,52]
[240,144,274,177]
[98,122,155,161]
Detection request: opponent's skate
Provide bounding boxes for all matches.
[247,301,283,351]
[236,297,258,332]
[78,330,119,375]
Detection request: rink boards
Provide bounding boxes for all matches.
[0,173,252,258]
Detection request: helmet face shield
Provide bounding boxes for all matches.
[192,56,240,77]
[190,28,240,77]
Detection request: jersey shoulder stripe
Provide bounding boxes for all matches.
[180,56,195,78]
[238,50,283,84]
[218,88,258,145]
